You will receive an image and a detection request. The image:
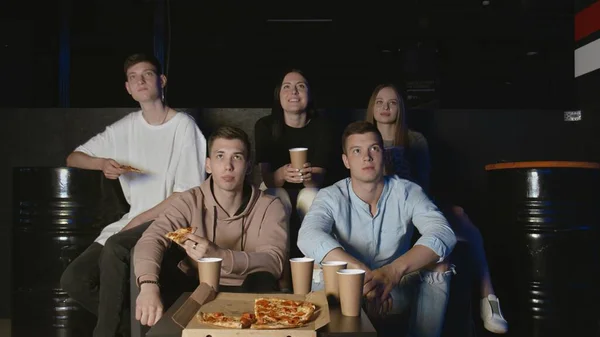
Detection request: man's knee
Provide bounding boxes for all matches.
[419,266,455,288]
[60,265,77,293]
[103,235,132,261]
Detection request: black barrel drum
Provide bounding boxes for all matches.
[12,167,128,337]
[486,161,600,337]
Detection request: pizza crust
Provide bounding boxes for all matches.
[251,323,299,330]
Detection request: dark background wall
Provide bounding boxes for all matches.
[0,1,575,110]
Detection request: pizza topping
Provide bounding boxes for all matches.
[198,312,253,329]
[197,297,316,329]
[253,297,316,329]
[255,299,269,307]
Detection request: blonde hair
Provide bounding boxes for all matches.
[365,84,409,147]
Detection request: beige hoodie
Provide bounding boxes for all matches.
[133,177,289,286]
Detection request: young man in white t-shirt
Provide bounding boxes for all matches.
[60,53,207,337]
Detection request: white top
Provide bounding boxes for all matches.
[75,110,207,245]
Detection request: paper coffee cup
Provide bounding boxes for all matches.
[197,257,222,291]
[337,269,366,316]
[290,257,314,294]
[289,148,308,170]
[321,261,348,301]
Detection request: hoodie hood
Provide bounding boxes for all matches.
[200,175,260,221]
[199,176,260,251]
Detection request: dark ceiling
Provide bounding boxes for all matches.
[1,0,575,109]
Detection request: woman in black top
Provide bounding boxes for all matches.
[366,84,508,334]
[254,69,333,258]
[255,70,332,190]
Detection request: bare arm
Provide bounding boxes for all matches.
[67,151,124,180]
[389,245,440,277]
[67,151,106,170]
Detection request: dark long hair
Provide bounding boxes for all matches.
[270,69,318,141]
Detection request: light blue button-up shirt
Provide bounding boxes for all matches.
[297,176,456,269]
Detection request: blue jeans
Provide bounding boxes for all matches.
[313,266,455,337]
[392,266,455,337]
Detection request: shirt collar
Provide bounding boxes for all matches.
[348,176,390,216]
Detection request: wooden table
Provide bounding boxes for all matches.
[147,292,378,337]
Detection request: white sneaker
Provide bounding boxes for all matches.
[481,294,508,334]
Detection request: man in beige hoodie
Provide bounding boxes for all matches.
[132,126,289,327]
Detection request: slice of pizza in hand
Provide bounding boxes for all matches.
[252,297,316,329]
[164,227,194,245]
[197,312,256,329]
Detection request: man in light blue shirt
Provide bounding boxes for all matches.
[298,121,456,337]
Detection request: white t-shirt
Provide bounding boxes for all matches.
[75,110,207,245]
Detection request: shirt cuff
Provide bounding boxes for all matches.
[414,236,450,263]
[312,239,344,265]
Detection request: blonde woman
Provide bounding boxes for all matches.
[366,84,508,334]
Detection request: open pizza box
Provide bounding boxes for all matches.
[172,283,331,337]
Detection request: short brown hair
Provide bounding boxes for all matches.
[207,126,251,159]
[123,53,162,77]
[341,121,383,154]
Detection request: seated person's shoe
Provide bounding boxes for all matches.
[481,294,508,334]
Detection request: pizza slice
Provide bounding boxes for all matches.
[120,164,144,173]
[197,312,256,329]
[164,227,194,245]
[252,297,316,329]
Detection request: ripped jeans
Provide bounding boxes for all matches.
[313,265,455,337]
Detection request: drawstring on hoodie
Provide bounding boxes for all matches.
[212,205,246,251]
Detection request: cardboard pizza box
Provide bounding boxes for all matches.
[171,283,330,337]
